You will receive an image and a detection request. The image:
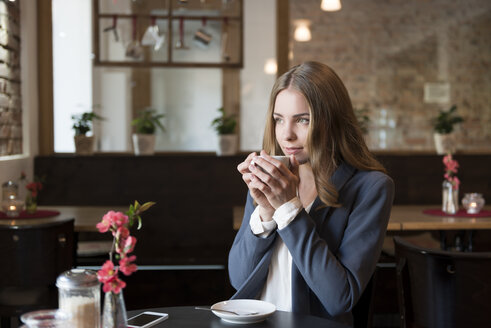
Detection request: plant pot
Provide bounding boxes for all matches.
[217,134,238,156]
[433,133,456,155]
[74,135,95,155]
[132,133,156,155]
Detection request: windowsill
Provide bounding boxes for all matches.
[0,154,30,162]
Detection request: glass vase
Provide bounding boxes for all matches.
[442,180,459,214]
[25,194,37,214]
[102,291,127,328]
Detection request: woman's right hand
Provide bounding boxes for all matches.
[237,152,275,220]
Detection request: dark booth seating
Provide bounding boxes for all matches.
[0,219,75,326]
[394,236,491,328]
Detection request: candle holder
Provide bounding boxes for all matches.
[1,199,24,217]
[2,180,18,201]
[462,193,485,214]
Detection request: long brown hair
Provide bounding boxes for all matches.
[263,61,386,207]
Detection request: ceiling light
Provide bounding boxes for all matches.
[321,0,342,12]
[294,20,311,42]
[264,58,277,75]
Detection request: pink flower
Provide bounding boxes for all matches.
[452,176,460,190]
[443,154,459,173]
[97,211,129,233]
[123,236,137,255]
[117,235,137,256]
[443,154,460,190]
[96,217,111,233]
[111,211,129,228]
[114,226,129,239]
[119,255,138,276]
[97,260,117,283]
[95,201,155,294]
[102,275,127,294]
[98,261,127,293]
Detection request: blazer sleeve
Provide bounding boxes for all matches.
[228,192,277,290]
[278,173,394,317]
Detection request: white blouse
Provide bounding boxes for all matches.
[249,197,313,312]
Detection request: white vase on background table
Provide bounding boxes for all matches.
[442,180,459,214]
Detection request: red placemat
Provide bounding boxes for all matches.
[423,209,491,218]
[0,210,60,219]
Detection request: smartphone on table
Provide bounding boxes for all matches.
[127,311,169,328]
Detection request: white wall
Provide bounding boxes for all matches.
[52,0,92,152]
[240,0,277,151]
[0,0,38,196]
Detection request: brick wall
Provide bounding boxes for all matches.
[290,0,491,151]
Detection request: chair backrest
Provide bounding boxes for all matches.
[394,236,491,328]
[352,272,375,328]
[0,219,74,316]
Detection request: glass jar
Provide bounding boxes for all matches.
[442,180,459,214]
[20,309,72,327]
[462,193,485,214]
[56,269,101,328]
[2,180,18,201]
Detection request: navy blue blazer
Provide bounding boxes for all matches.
[228,163,394,326]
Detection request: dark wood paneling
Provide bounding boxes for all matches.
[34,153,491,263]
[34,154,247,265]
[377,154,491,205]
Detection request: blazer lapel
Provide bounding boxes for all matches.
[292,163,357,312]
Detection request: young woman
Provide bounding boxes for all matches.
[229,61,394,325]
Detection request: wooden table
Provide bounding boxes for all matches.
[387,205,491,251]
[388,205,491,231]
[2,205,490,233]
[0,206,127,231]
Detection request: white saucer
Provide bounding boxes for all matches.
[211,299,276,324]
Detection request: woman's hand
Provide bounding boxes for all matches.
[237,152,275,220]
[248,150,300,209]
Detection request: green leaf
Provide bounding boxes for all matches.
[137,215,142,230]
[139,201,156,213]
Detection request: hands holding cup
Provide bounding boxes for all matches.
[237,151,299,221]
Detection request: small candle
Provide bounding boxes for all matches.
[462,193,485,214]
[467,202,478,214]
[6,202,20,217]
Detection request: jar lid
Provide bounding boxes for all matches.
[2,180,18,188]
[56,269,100,289]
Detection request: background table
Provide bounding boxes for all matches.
[389,205,491,231]
[126,306,350,328]
[0,206,127,231]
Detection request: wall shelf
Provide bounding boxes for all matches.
[93,0,243,68]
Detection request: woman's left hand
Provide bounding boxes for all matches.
[248,150,300,209]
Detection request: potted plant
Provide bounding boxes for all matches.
[354,106,371,135]
[211,107,237,156]
[131,108,165,155]
[431,105,464,155]
[72,112,104,155]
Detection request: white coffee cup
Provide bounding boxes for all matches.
[269,155,290,168]
[252,155,290,173]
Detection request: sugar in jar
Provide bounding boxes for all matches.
[56,269,101,328]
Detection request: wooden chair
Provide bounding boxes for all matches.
[0,219,75,326]
[394,236,491,328]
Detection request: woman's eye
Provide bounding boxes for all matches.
[298,118,309,124]
[274,117,283,124]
